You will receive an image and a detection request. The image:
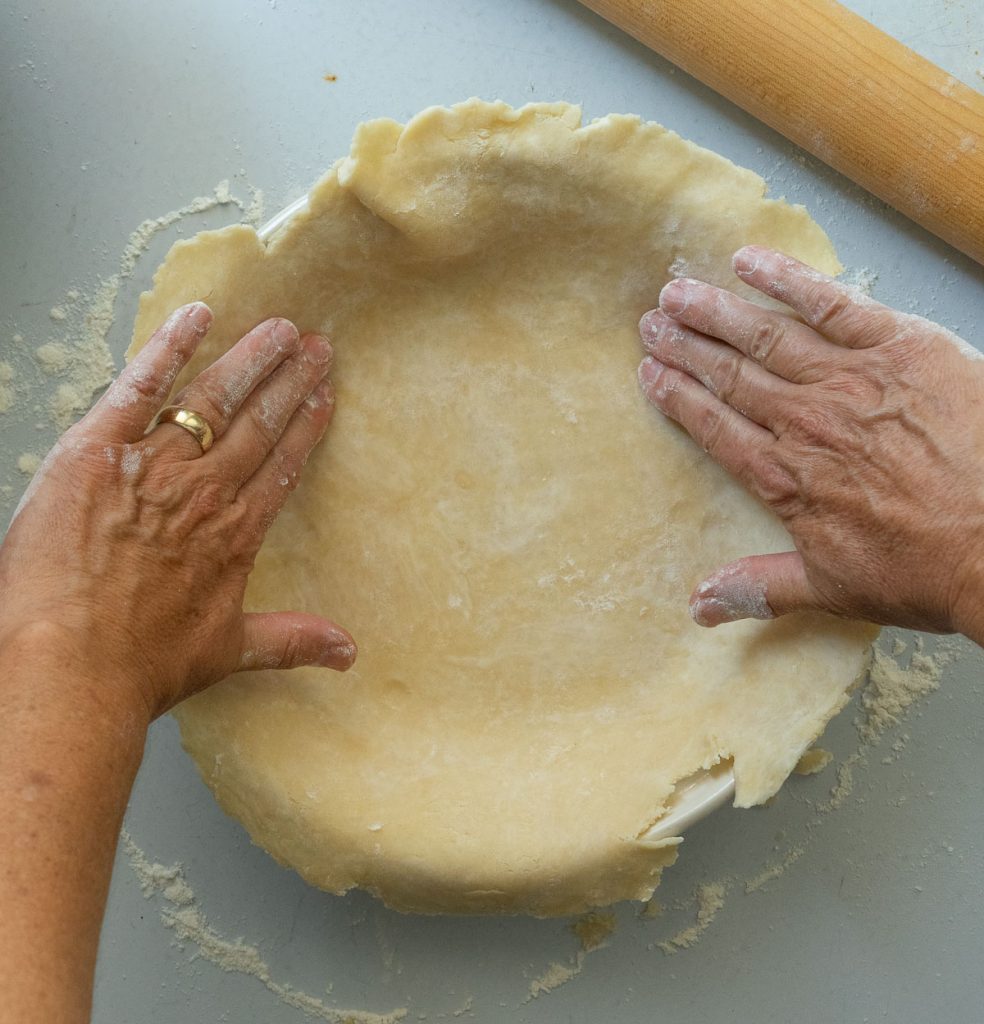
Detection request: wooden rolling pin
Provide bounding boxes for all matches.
[577,0,984,265]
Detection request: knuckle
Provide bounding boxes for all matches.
[122,364,165,403]
[694,401,727,454]
[187,478,232,520]
[784,405,840,449]
[747,317,785,365]
[806,286,854,333]
[279,627,306,669]
[713,352,748,406]
[753,456,799,508]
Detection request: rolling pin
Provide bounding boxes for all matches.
[577,0,984,265]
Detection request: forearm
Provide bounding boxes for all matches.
[0,624,148,1024]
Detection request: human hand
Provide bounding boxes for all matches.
[637,245,984,639]
[0,303,356,723]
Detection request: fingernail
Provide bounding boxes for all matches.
[270,318,300,347]
[690,569,774,626]
[323,639,357,669]
[306,379,335,409]
[638,308,666,350]
[733,246,763,277]
[182,300,213,326]
[690,597,726,627]
[164,301,212,341]
[305,331,335,364]
[659,279,692,316]
[638,355,665,385]
[638,356,671,404]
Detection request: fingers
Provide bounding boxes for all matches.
[154,317,301,458]
[639,310,796,432]
[236,379,336,528]
[638,356,775,493]
[214,333,334,484]
[732,245,891,349]
[689,552,822,626]
[657,277,841,383]
[87,302,213,442]
[239,611,357,672]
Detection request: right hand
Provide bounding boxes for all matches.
[637,245,984,639]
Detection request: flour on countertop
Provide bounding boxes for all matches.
[523,910,618,1001]
[0,179,266,503]
[745,846,805,894]
[656,881,728,954]
[526,955,586,1000]
[857,642,946,745]
[121,830,407,1024]
[16,452,40,476]
[0,362,14,413]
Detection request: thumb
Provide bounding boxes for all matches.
[238,612,358,671]
[689,552,820,627]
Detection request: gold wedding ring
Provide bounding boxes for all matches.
[153,406,215,453]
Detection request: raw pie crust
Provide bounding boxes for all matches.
[131,101,874,916]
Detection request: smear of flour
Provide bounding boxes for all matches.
[16,452,41,476]
[656,881,728,954]
[745,846,805,893]
[0,362,14,413]
[857,641,946,744]
[121,830,407,1024]
[691,562,773,625]
[1,180,266,521]
[524,910,618,1001]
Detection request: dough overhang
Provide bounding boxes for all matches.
[130,100,876,916]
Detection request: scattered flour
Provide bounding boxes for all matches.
[856,644,945,745]
[745,846,805,894]
[526,955,585,1000]
[841,266,879,297]
[121,830,407,1024]
[118,180,264,281]
[656,881,727,954]
[524,911,617,1001]
[821,752,864,812]
[0,362,14,413]
[35,342,72,375]
[16,452,41,476]
[0,179,265,439]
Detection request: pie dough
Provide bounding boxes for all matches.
[131,101,875,916]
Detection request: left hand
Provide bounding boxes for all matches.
[0,303,356,723]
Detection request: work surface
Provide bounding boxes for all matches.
[2,1,984,1021]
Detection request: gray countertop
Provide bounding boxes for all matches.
[2,2,984,1021]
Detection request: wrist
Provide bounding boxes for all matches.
[948,558,984,646]
[0,618,153,736]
